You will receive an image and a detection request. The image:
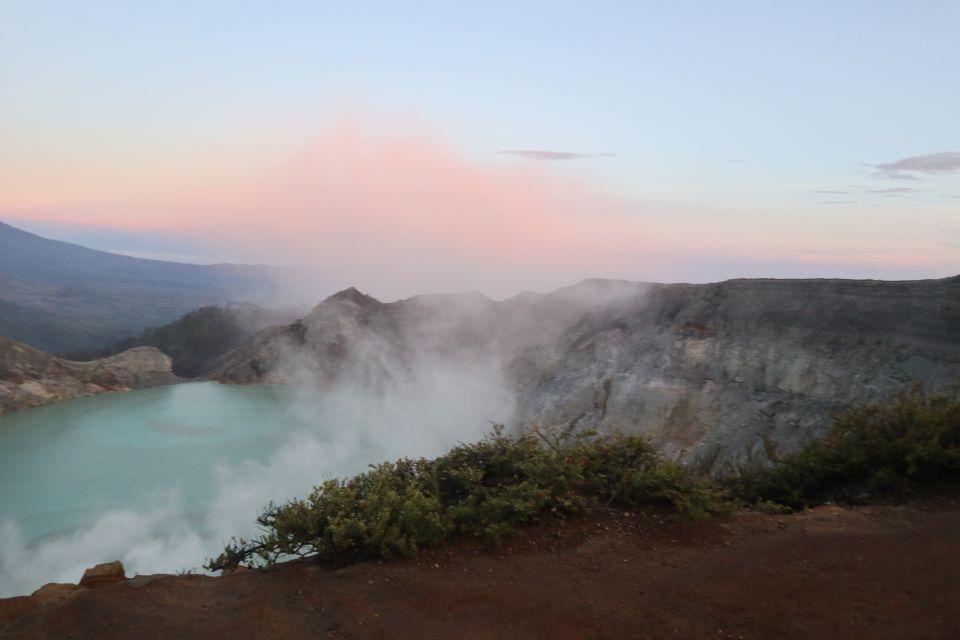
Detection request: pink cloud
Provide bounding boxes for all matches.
[1,119,666,296]
[151,123,648,276]
[5,119,956,299]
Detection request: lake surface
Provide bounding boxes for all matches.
[0,381,497,596]
[0,383,311,543]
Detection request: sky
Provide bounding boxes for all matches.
[1,1,958,300]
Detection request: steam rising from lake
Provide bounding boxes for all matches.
[0,279,647,597]
[0,363,512,597]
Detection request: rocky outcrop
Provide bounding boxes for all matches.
[79,562,126,589]
[513,277,960,462]
[0,337,179,416]
[211,281,635,385]
[94,347,180,389]
[213,277,960,462]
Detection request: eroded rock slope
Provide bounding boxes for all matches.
[213,277,960,461]
[514,277,960,461]
[0,336,179,416]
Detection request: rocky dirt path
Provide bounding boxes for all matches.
[2,499,958,640]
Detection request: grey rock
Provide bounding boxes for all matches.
[213,277,960,463]
[513,277,960,464]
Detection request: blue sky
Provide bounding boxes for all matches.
[1,1,958,297]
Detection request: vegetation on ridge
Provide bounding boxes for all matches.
[206,428,721,571]
[68,304,287,377]
[728,386,960,508]
[207,387,960,573]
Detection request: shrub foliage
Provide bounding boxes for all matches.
[70,304,282,377]
[729,386,960,508]
[207,387,960,572]
[206,428,720,571]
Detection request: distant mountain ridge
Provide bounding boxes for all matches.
[0,221,281,353]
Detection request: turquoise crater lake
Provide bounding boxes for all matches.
[0,381,495,596]
[0,383,309,544]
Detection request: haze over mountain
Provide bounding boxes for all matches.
[0,221,281,354]
[214,276,960,463]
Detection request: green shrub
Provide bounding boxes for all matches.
[72,304,282,376]
[206,427,717,571]
[231,459,449,567]
[729,386,960,509]
[207,387,959,573]
[434,428,583,543]
[573,436,721,518]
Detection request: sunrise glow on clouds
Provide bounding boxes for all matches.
[3,116,958,299]
[1,3,958,299]
[1,120,659,295]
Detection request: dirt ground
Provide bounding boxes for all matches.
[2,498,959,640]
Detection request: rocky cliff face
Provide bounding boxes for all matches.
[213,277,960,462]
[0,337,179,416]
[211,282,622,386]
[513,277,960,462]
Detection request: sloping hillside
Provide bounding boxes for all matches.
[0,222,280,353]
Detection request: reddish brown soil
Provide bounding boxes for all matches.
[2,499,959,640]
